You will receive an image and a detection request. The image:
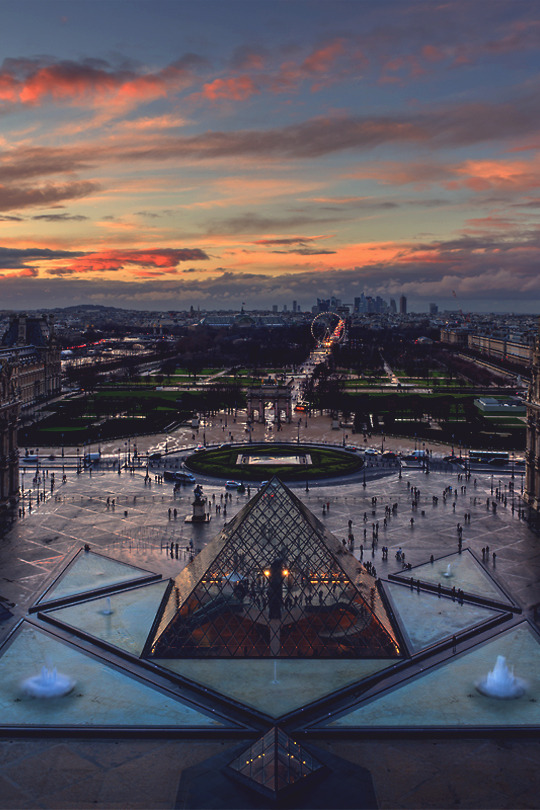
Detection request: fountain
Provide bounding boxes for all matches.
[22,666,76,698]
[476,655,527,699]
[442,563,452,578]
[100,596,114,615]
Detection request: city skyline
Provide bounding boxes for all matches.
[1,0,540,312]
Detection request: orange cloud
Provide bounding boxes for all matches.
[60,247,208,275]
[302,39,345,73]
[349,153,540,194]
[197,75,259,102]
[0,57,200,114]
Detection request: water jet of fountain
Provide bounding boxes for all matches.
[22,666,76,698]
[100,596,114,615]
[475,655,527,699]
[271,659,279,685]
[443,563,452,578]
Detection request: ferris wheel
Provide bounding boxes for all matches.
[311,312,346,347]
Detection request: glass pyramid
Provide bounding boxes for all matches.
[145,478,401,659]
[228,727,324,799]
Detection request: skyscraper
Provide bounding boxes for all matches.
[399,295,407,315]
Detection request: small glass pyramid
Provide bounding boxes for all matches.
[228,726,324,799]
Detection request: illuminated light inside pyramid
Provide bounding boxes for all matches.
[228,727,324,798]
[145,478,401,659]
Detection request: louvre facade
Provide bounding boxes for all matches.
[526,325,540,514]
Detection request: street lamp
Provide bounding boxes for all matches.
[297,419,301,444]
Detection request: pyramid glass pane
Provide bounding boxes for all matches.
[393,551,510,604]
[154,658,394,717]
[37,551,154,605]
[146,479,402,660]
[384,582,504,653]
[0,624,223,728]
[43,581,169,656]
[329,623,540,728]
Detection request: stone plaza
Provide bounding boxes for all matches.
[1,420,540,808]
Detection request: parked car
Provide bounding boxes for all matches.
[225,480,242,489]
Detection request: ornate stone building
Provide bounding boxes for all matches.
[0,358,19,510]
[0,314,61,406]
[525,324,540,514]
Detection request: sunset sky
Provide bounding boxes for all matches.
[1,0,540,313]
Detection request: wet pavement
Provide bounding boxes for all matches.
[1,413,540,809]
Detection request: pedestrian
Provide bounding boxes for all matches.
[492,552,497,564]
[452,635,457,654]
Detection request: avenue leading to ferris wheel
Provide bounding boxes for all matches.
[310,312,347,349]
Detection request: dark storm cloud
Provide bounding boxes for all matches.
[32,212,89,221]
[270,248,336,255]
[205,212,344,235]
[0,181,97,212]
[254,236,324,245]
[0,246,81,270]
[2,89,540,194]
[0,147,91,182]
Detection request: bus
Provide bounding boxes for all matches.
[468,451,509,465]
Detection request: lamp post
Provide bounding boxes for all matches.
[297,419,301,445]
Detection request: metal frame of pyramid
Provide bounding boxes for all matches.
[143,478,402,660]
